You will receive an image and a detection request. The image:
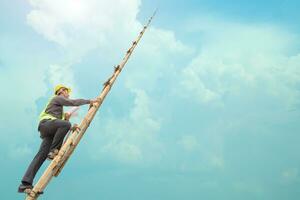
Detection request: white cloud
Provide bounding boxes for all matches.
[101,142,142,163]
[26,0,193,71]
[90,89,162,164]
[26,0,192,99]
[47,64,78,94]
[141,27,192,55]
[27,0,141,58]
[27,0,146,64]
[180,18,300,107]
[26,0,143,99]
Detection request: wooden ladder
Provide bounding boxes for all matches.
[25,11,156,200]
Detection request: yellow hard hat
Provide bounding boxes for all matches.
[54,84,72,95]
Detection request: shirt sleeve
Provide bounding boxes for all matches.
[54,96,90,106]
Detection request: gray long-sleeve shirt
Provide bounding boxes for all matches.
[44,96,90,119]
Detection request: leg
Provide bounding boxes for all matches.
[21,137,52,185]
[49,119,71,151]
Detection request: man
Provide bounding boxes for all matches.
[18,84,98,193]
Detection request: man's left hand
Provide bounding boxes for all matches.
[71,123,81,132]
[64,113,71,121]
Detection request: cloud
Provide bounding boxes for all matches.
[26,0,143,98]
[124,26,194,93]
[23,2,300,178]
[27,0,141,58]
[90,89,162,164]
[179,18,300,107]
[25,0,194,165]
[26,0,192,99]
[26,0,193,68]
[47,64,79,95]
[176,133,226,172]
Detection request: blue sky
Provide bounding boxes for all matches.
[1,0,300,199]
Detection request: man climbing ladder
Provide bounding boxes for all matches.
[19,11,156,199]
[18,85,98,193]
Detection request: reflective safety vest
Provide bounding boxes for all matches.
[39,96,65,121]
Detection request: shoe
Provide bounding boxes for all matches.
[47,149,59,160]
[18,183,33,193]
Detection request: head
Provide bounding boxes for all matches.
[54,85,71,98]
[57,87,70,98]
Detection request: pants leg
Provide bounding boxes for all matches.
[21,137,52,184]
[20,119,70,185]
[49,120,71,151]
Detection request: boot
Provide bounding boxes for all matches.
[47,149,59,160]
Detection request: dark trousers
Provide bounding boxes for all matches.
[21,119,71,185]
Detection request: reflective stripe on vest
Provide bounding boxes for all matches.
[39,96,65,121]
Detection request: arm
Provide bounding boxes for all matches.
[54,96,90,107]
[64,107,79,121]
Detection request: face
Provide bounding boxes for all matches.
[58,88,70,98]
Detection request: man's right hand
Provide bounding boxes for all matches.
[90,98,100,105]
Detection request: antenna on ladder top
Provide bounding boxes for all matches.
[25,10,157,200]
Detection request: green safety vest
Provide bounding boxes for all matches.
[39,96,65,121]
